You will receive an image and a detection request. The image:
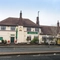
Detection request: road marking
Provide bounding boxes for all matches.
[17,55,20,57]
[53,53,56,55]
[32,54,41,56]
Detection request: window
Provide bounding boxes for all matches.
[48,37,53,40]
[1,26,6,30]
[35,28,39,32]
[27,36,31,41]
[34,36,38,38]
[11,26,15,31]
[27,27,31,31]
[42,37,46,41]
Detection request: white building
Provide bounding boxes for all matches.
[0,11,42,44]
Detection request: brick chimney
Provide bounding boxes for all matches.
[36,16,39,25]
[17,10,23,26]
[57,21,59,34]
[20,10,22,19]
[36,11,39,25]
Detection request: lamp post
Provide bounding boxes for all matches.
[38,11,40,44]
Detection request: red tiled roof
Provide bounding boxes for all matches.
[0,17,39,27]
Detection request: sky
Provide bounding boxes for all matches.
[0,0,60,26]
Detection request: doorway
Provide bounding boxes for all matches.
[11,37,14,43]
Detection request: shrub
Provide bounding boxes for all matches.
[4,40,7,44]
[30,37,39,44]
[2,40,7,44]
[2,40,4,43]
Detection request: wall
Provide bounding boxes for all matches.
[0,31,16,43]
[0,26,41,44]
[17,26,25,43]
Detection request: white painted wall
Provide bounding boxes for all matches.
[0,30,16,43]
[17,26,25,43]
[0,26,42,44]
[39,35,44,44]
[6,26,10,30]
[31,28,35,32]
[24,27,27,42]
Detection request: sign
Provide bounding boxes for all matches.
[11,34,15,36]
[27,32,38,34]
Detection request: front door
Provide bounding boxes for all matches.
[11,37,14,43]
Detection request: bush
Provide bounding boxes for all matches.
[2,40,4,43]
[2,40,7,44]
[4,40,7,44]
[30,37,39,44]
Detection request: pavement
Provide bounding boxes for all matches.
[0,44,60,60]
[0,44,59,48]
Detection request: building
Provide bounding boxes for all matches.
[0,11,59,44]
[0,11,41,44]
[40,21,60,44]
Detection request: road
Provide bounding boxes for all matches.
[0,45,60,53]
[0,55,60,60]
[0,45,60,60]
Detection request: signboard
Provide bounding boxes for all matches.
[27,32,38,34]
[11,34,15,37]
[0,37,3,40]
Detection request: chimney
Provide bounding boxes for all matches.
[20,10,22,19]
[57,21,59,34]
[36,17,39,25]
[36,11,39,25]
[17,10,23,26]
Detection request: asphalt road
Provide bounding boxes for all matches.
[0,45,60,60]
[0,55,60,60]
[0,45,60,53]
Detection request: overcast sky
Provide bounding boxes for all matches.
[0,0,60,26]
